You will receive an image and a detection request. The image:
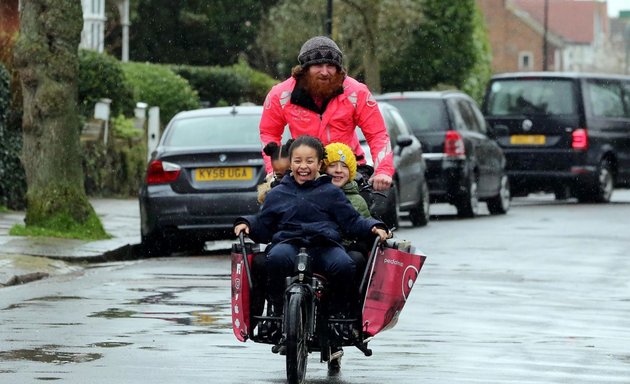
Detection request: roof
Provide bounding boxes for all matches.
[490,71,630,80]
[511,0,608,44]
[376,90,468,100]
[171,105,263,120]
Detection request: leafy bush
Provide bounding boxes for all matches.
[0,63,9,120]
[0,63,26,210]
[172,60,277,107]
[380,0,490,96]
[460,4,492,104]
[82,139,147,197]
[78,49,134,118]
[172,64,246,107]
[112,114,143,140]
[230,59,278,104]
[121,62,200,123]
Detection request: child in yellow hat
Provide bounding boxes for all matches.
[323,142,370,218]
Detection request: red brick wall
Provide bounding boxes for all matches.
[477,0,552,73]
[0,0,20,65]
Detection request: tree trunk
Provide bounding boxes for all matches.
[13,0,104,233]
[341,0,382,93]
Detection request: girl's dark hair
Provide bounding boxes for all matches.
[289,135,326,162]
[263,139,294,160]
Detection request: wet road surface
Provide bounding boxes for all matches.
[1,191,630,383]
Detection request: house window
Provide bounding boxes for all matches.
[518,52,533,71]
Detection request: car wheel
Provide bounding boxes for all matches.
[381,182,399,230]
[487,174,511,215]
[577,159,614,203]
[408,179,430,227]
[455,174,479,218]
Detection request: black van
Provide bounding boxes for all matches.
[482,72,630,203]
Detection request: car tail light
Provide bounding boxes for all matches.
[146,160,181,184]
[444,130,465,158]
[572,128,588,150]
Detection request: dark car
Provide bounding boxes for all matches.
[376,91,510,218]
[482,72,630,202]
[358,102,430,228]
[139,106,278,255]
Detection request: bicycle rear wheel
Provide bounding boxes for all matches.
[286,292,308,384]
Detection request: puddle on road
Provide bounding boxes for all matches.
[0,345,102,364]
[89,306,229,331]
[86,284,232,334]
[88,308,136,319]
[89,342,133,348]
[2,296,85,311]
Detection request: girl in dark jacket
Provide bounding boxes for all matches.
[234,135,388,316]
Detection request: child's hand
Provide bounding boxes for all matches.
[371,226,389,242]
[234,223,250,237]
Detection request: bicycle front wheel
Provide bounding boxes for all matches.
[286,292,308,384]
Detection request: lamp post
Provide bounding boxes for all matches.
[326,0,333,37]
[624,24,630,75]
[543,0,549,71]
[116,0,130,62]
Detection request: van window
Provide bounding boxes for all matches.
[486,79,577,116]
[385,99,448,134]
[447,98,467,132]
[585,80,628,118]
[457,99,482,133]
[623,81,630,115]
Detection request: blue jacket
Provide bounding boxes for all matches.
[238,174,384,246]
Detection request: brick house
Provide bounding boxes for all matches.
[478,0,612,73]
[0,0,19,64]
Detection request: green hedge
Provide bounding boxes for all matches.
[0,63,8,120]
[172,59,277,107]
[78,50,135,118]
[0,63,26,209]
[121,62,200,123]
[82,139,147,197]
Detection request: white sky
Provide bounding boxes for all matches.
[606,0,629,17]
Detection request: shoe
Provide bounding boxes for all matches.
[328,349,342,375]
[271,344,286,355]
[271,337,286,355]
[330,346,344,361]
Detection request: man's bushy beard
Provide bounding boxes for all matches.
[303,71,344,100]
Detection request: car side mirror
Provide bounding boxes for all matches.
[396,135,413,148]
[395,134,413,156]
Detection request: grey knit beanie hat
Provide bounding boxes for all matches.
[297,36,343,69]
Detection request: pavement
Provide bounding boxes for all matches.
[0,198,142,287]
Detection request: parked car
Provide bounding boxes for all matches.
[376,91,510,217]
[139,105,283,256]
[358,102,430,228]
[482,72,630,203]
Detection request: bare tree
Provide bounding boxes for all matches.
[256,0,422,91]
[13,0,106,236]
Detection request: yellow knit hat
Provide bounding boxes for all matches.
[324,142,357,181]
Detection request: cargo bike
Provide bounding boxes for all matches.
[230,233,426,384]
